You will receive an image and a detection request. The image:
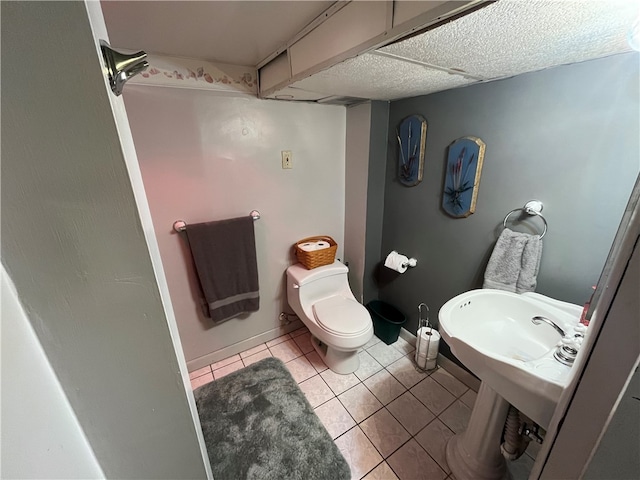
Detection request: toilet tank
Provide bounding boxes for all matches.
[286,261,352,307]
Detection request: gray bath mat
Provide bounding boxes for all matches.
[194,357,351,480]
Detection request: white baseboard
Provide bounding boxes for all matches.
[187,319,304,371]
[399,327,481,392]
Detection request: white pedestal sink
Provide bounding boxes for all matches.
[438,290,583,480]
[446,383,511,480]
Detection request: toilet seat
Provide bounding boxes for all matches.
[312,296,370,336]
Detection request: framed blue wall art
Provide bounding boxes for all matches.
[442,136,486,218]
[396,114,427,187]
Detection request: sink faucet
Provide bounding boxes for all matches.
[531,316,566,337]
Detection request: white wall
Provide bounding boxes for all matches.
[123,87,346,368]
[1,267,104,479]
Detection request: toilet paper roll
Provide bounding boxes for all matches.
[298,242,318,252]
[315,241,330,250]
[384,251,409,273]
[415,328,440,359]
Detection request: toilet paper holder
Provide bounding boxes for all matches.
[384,250,418,273]
[415,302,439,372]
[403,257,418,268]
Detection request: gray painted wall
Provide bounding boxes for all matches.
[379,53,639,338]
[345,102,372,302]
[585,365,639,479]
[345,100,389,305]
[1,2,206,478]
[364,101,390,304]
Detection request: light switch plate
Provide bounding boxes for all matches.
[281,150,292,169]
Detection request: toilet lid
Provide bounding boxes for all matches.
[312,296,370,335]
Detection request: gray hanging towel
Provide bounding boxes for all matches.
[483,228,543,293]
[186,216,259,322]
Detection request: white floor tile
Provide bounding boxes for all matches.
[438,400,472,435]
[320,369,361,396]
[298,374,335,408]
[190,372,213,390]
[430,367,469,397]
[386,355,429,389]
[289,326,309,338]
[366,341,405,367]
[338,383,383,423]
[305,351,328,373]
[460,389,477,410]
[285,355,317,383]
[364,335,382,349]
[363,369,407,405]
[212,360,244,380]
[391,337,415,356]
[335,427,383,480]
[210,354,241,371]
[360,408,411,458]
[266,334,291,348]
[314,397,356,439]
[387,439,447,480]
[188,365,211,380]
[415,419,454,474]
[268,339,303,363]
[292,332,315,354]
[362,461,399,480]
[354,350,384,381]
[242,349,272,366]
[410,377,456,415]
[387,392,435,435]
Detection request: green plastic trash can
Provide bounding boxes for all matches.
[366,300,407,345]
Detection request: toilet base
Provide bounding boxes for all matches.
[311,335,360,374]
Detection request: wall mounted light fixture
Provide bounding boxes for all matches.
[100,41,148,96]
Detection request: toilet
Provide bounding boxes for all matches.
[286,260,373,374]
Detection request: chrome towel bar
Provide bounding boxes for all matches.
[173,210,260,233]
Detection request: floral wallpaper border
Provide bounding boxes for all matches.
[129,54,258,94]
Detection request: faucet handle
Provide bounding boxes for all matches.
[554,344,578,366]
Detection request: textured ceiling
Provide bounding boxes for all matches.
[293,52,475,100]
[379,0,638,79]
[101,0,639,102]
[286,0,639,101]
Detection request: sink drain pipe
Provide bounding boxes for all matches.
[500,406,531,460]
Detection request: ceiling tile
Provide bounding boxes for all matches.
[379,0,637,79]
[291,53,476,101]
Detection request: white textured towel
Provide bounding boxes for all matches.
[483,228,543,293]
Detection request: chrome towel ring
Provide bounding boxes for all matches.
[502,200,548,239]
